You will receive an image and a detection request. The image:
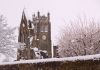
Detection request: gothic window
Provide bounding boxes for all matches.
[34,24,37,33]
[22,23,25,27]
[40,26,44,32]
[40,25,48,32]
[35,35,37,40]
[44,25,48,32]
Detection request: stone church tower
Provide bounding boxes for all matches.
[17,11,51,60]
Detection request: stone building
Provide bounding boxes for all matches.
[17,11,51,60]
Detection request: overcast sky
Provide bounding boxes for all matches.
[0,0,100,44]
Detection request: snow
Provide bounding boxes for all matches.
[28,23,34,29]
[31,47,42,59]
[31,23,34,29]
[42,50,47,53]
[32,47,38,52]
[29,36,33,45]
[0,53,6,62]
[15,42,26,49]
[0,54,100,65]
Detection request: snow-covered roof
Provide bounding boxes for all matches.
[31,47,38,52]
[0,54,100,65]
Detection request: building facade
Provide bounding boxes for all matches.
[17,11,51,60]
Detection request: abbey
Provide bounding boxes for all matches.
[17,11,51,60]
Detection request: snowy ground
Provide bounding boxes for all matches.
[0,53,5,62]
[0,54,100,65]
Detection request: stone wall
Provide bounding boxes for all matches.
[0,60,100,70]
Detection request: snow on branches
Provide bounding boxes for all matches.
[58,17,100,57]
[0,15,15,58]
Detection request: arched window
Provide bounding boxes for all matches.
[40,25,48,32]
[40,26,44,32]
[44,25,48,32]
[22,23,25,27]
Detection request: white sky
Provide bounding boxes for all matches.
[0,0,100,45]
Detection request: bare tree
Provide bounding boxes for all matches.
[58,17,100,57]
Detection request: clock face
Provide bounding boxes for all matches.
[42,35,46,40]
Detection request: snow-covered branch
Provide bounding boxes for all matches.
[58,17,100,57]
[0,15,16,59]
